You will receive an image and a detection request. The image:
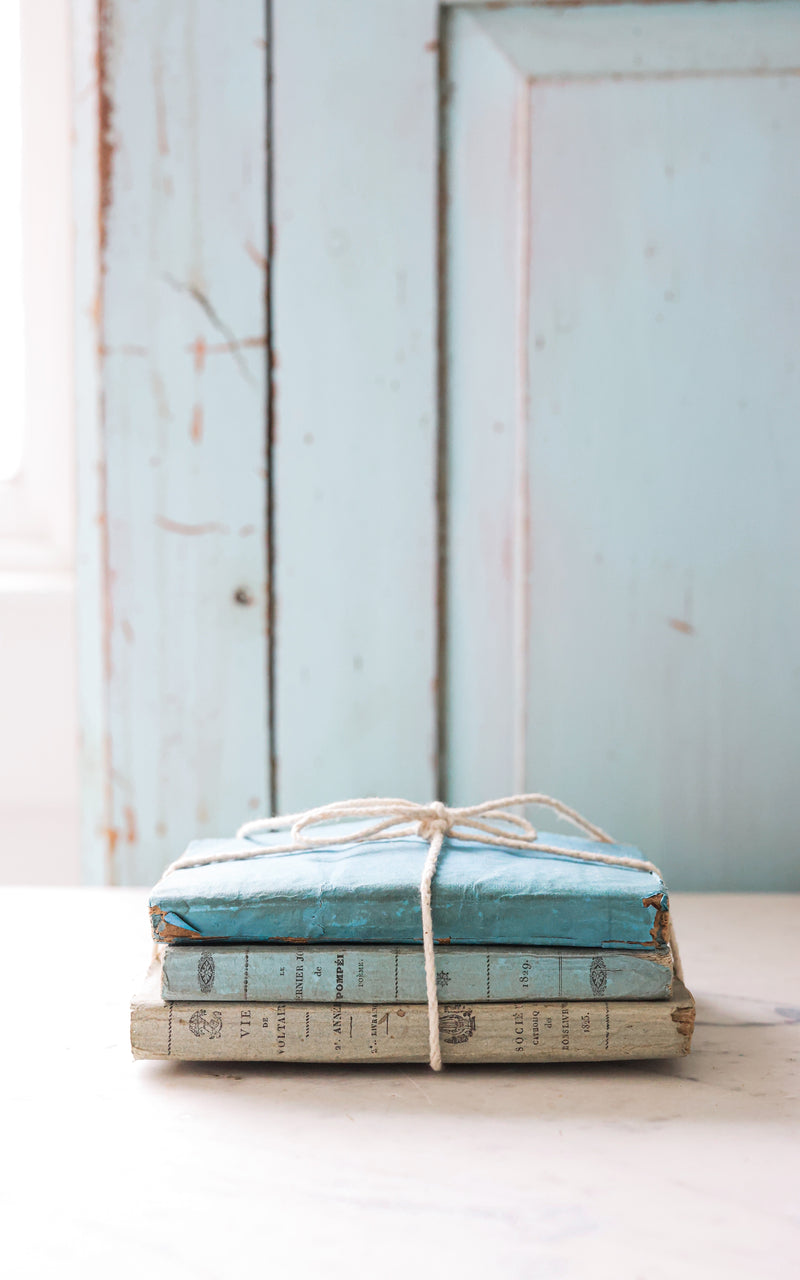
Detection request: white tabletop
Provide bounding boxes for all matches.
[2,889,798,1279]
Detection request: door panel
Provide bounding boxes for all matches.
[85,1,800,889]
[445,3,800,888]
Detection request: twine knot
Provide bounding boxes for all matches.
[417,800,450,842]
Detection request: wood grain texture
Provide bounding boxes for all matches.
[93,0,269,883]
[271,0,439,811]
[444,3,800,889]
[444,10,526,803]
[81,0,800,892]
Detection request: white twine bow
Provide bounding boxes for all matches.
[164,794,679,1071]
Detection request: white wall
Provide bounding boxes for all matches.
[0,585,79,883]
[0,0,79,884]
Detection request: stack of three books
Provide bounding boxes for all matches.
[132,822,694,1063]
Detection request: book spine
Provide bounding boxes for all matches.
[161,944,672,1003]
[131,985,695,1063]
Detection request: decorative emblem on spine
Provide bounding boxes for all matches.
[439,1007,477,1045]
[197,952,215,994]
[188,1009,223,1039]
[590,956,607,996]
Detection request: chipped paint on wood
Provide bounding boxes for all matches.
[90,0,270,884]
[75,0,115,882]
[668,618,696,636]
[97,0,116,262]
[82,0,800,894]
[153,516,230,537]
[189,405,203,444]
[123,805,137,845]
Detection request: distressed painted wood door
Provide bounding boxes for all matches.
[82,1,800,889]
[77,0,271,884]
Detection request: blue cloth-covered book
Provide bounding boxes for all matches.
[150,825,669,950]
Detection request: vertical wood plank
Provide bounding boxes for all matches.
[272,0,439,810]
[93,0,269,883]
[74,0,108,882]
[444,10,524,804]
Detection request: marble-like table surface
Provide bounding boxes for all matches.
[2,889,797,1278]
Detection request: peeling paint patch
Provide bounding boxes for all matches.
[155,515,230,536]
[190,335,207,373]
[97,0,116,261]
[245,239,268,270]
[190,405,204,443]
[123,806,137,845]
[668,618,695,635]
[205,335,267,355]
[163,274,257,384]
[154,58,169,156]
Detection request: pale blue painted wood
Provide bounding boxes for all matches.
[446,3,800,889]
[470,1,800,79]
[95,1,269,883]
[83,0,800,893]
[272,0,439,810]
[445,12,522,800]
[73,0,108,883]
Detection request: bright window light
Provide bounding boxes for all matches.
[0,0,26,484]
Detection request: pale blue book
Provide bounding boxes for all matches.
[150,823,670,950]
[161,943,674,1003]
